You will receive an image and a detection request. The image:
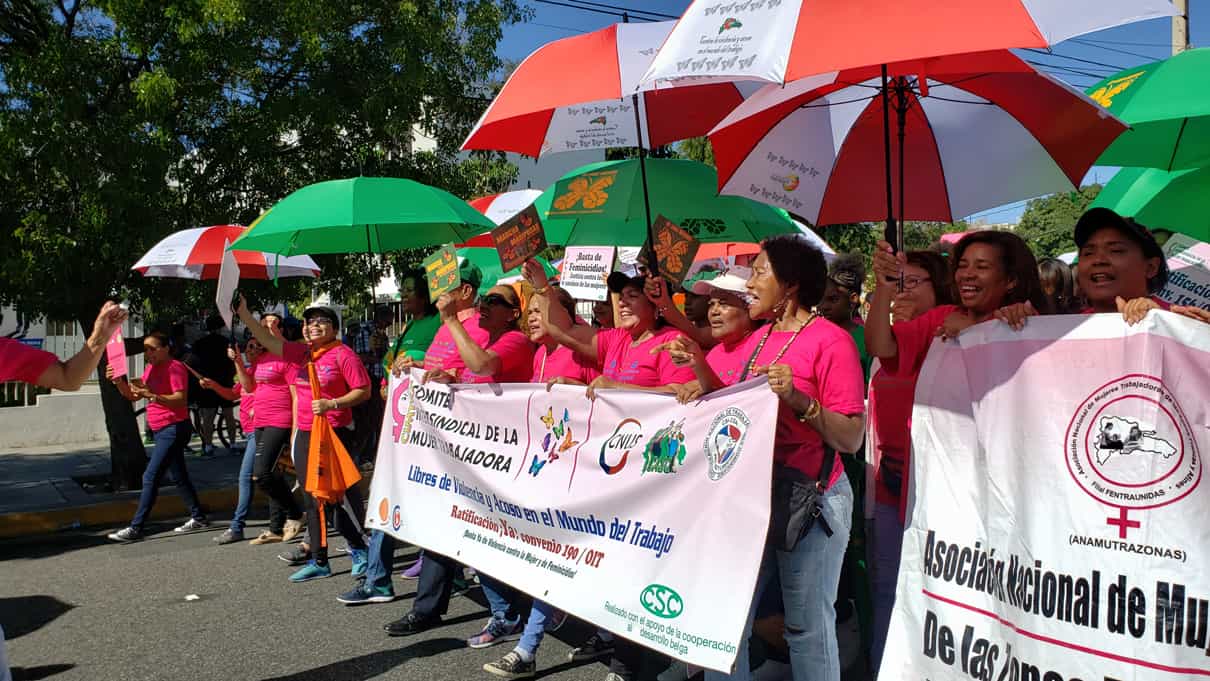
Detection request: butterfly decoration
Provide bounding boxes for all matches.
[654,229,691,274]
[553,173,615,212]
[559,428,579,453]
[540,406,555,428]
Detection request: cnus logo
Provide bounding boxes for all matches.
[641,583,684,619]
[600,418,643,475]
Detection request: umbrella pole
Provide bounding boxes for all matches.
[880,64,897,252]
[624,12,658,278]
[895,78,907,259]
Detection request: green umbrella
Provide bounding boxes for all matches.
[232,177,496,255]
[1086,48,1210,171]
[1089,166,1210,242]
[456,247,558,296]
[533,158,798,246]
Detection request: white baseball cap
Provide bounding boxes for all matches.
[690,266,752,302]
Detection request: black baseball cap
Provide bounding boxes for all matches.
[301,306,340,330]
[1074,208,1164,260]
[607,271,645,294]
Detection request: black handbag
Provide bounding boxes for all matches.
[768,448,836,553]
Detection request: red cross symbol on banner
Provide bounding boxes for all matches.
[1106,507,1141,539]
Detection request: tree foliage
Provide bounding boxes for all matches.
[0,0,528,485]
[1014,185,1102,260]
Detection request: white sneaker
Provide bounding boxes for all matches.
[174,518,210,533]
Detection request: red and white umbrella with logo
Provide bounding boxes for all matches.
[462,20,756,158]
[707,51,1127,225]
[132,225,321,280]
[640,0,1175,86]
[469,189,543,226]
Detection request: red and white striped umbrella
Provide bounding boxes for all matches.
[462,20,755,158]
[132,225,321,280]
[708,51,1127,225]
[640,0,1174,86]
[468,189,543,226]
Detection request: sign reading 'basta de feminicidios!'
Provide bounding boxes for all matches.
[370,372,777,673]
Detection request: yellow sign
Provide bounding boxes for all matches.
[551,170,617,215]
[1088,71,1144,108]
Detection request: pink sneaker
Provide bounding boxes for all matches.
[401,556,424,579]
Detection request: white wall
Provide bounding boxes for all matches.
[0,387,109,448]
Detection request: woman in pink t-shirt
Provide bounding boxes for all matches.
[653,266,760,402]
[106,330,207,542]
[522,261,693,399]
[230,307,307,546]
[701,237,866,681]
[237,296,371,582]
[424,284,535,386]
[863,250,955,674]
[530,287,599,386]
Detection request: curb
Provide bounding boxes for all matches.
[0,485,241,540]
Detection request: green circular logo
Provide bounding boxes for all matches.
[640,583,684,619]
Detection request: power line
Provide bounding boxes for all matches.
[530,0,672,20]
[1071,37,1172,48]
[1025,59,1113,81]
[1020,47,1128,72]
[1068,38,1165,62]
[527,20,586,33]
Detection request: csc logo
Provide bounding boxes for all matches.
[640,584,684,619]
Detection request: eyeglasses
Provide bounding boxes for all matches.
[480,293,517,309]
[902,276,931,290]
[305,318,333,327]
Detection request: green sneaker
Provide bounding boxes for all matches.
[289,561,332,583]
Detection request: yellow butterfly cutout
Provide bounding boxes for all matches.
[553,173,615,211]
[540,406,555,429]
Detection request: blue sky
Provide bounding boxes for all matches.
[495,1,1208,224]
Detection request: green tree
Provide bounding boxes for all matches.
[1015,185,1102,259]
[0,0,527,487]
[676,136,714,167]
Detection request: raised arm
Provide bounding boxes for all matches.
[38,301,128,391]
[523,259,598,359]
[643,277,715,349]
[235,294,284,357]
[438,294,502,376]
[229,346,255,392]
[866,241,903,360]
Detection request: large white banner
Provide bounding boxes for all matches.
[882,312,1210,680]
[370,373,778,673]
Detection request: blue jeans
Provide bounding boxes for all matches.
[517,600,556,656]
[130,420,204,531]
[707,474,853,681]
[229,432,257,533]
[868,501,904,674]
[365,529,396,590]
[478,574,521,621]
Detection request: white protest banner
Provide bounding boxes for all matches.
[881,313,1210,681]
[370,374,776,673]
[216,240,240,329]
[1157,233,1210,309]
[560,246,615,301]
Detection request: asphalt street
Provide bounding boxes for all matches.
[0,518,621,681]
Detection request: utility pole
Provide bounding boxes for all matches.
[1173,0,1190,55]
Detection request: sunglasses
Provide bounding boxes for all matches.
[480,293,517,309]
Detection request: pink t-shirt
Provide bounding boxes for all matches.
[284,342,369,431]
[144,360,190,431]
[883,305,958,378]
[705,335,756,387]
[869,366,916,512]
[462,329,535,384]
[235,383,254,430]
[249,353,298,429]
[0,338,57,384]
[424,312,488,379]
[532,343,599,384]
[741,319,865,484]
[597,327,695,387]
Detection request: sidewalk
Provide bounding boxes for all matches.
[0,439,244,539]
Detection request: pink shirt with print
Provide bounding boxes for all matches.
[532,343,599,384]
[283,342,369,431]
[597,327,695,388]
